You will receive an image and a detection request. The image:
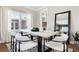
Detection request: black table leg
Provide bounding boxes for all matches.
[37,36,42,52]
[31,35,33,41]
[49,36,52,41]
[43,39,45,52]
[48,36,53,41]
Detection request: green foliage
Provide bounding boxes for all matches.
[31,27,39,32]
[72,31,79,41]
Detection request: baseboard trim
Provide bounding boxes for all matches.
[0,42,11,44]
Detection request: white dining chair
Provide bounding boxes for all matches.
[15,35,37,52]
[10,32,21,52]
[45,33,68,52]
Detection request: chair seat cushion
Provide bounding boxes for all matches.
[46,41,64,51]
[17,41,37,51]
[52,37,66,42]
[52,33,68,42]
[15,35,30,41]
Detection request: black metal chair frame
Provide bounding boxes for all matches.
[11,35,15,52]
[15,39,32,52]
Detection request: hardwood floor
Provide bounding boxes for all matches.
[68,44,79,52]
[0,43,79,52]
[0,43,9,52]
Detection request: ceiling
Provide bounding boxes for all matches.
[25,6,42,11]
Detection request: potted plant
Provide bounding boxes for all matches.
[31,27,39,32]
[72,31,79,41]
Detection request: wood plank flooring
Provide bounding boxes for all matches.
[0,43,9,52]
[0,43,79,52]
[68,44,79,52]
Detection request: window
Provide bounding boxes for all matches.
[8,10,32,32]
[21,20,27,29]
[11,19,19,30]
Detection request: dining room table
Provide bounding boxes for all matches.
[11,30,59,52]
[27,31,58,52]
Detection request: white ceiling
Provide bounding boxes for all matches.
[25,6,42,11]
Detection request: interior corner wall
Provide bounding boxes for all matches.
[48,6,79,33]
[0,7,8,43]
[8,6,38,28]
[0,6,38,43]
[36,6,79,41]
[32,11,40,27]
[0,6,1,42]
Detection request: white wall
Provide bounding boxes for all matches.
[33,11,40,27]
[0,6,38,43]
[69,7,79,33]
[0,7,1,32]
[45,6,70,31]
[0,7,1,41]
[1,6,79,42]
[47,6,79,33]
[36,6,79,41]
